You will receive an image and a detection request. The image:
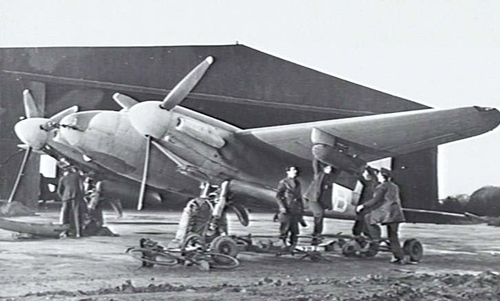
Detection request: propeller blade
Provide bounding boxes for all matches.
[23,90,42,118]
[8,147,32,203]
[160,56,214,110]
[41,106,79,130]
[113,93,139,110]
[137,135,152,210]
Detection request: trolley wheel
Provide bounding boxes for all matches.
[207,253,240,269]
[342,240,361,257]
[403,238,423,262]
[363,241,380,257]
[210,236,239,258]
[182,233,207,252]
[127,248,179,266]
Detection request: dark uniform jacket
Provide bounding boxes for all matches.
[363,180,405,225]
[57,172,84,202]
[276,177,304,215]
[303,160,334,210]
[356,177,379,221]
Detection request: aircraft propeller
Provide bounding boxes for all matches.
[115,56,214,210]
[137,135,152,210]
[112,93,139,110]
[9,90,78,203]
[160,56,214,110]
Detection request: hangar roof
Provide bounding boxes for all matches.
[1,44,428,120]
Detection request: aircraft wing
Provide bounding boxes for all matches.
[236,106,500,163]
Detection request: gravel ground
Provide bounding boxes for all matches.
[1,209,499,300]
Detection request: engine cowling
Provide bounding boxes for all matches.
[311,128,366,175]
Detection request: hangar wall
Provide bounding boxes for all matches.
[0,45,437,209]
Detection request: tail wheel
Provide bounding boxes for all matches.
[342,240,361,257]
[403,238,423,262]
[210,236,239,264]
[182,233,207,252]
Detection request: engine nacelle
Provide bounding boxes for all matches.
[311,128,366,175]
[175,117,225,149]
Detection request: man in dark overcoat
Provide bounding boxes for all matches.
[356,168,406,263]
[352,166,380,237]
[58,166,86,237]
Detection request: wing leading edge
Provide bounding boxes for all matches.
[236,106,500,163]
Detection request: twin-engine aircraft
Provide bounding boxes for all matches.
[12,56,500,228]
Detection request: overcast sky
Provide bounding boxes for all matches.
[1,0,499,198]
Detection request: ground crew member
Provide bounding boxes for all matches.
[276,166,304,248]
[304,159,335,244]
[58,165,86,238]
[84,177,122,235]
[356,168,407,264]
[169,182,214,248]
[352,166,379,237]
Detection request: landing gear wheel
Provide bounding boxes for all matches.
[364,241,380,257]
[342,240,361,257]
[182,233,207,252]
[403,238,423,262]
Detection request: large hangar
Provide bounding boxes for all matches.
[0,44,436,209]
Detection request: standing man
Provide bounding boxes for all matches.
[304,159,335,244]
[276,166,304,248]
[58,165,86,238]
[356,168,407,264]
[352,166,380,237]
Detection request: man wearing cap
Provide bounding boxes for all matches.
[356,167,407,264]
[304,159,335,244]
[276,166,304,248]
[352,166,380,237]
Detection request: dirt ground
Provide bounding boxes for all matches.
[1,208,500,301]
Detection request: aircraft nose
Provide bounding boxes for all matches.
[14,118,49,150]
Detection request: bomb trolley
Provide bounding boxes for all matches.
[229,233,423,263]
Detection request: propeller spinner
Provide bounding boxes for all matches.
[9,90,78,203]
